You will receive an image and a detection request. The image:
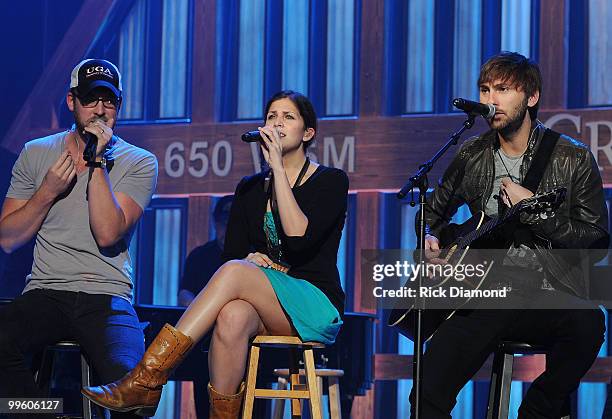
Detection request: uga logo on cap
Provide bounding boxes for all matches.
[70,58,123,97]
[86,66,114,78]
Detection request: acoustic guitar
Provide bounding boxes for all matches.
[388,187,567,342]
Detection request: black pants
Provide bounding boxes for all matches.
[409,290,605,418]
[0,289,145,418]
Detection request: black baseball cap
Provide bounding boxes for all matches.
[70,58,122,98]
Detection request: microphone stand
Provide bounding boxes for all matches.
[396,113,476,418]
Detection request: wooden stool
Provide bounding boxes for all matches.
[242,336,325,419]
[272,368,344,419]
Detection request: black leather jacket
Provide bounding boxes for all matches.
[421,121,610,298]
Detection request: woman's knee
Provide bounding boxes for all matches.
[213,260,260,285]
[214,300,261,344]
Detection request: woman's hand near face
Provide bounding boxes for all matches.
[258,126,284,172]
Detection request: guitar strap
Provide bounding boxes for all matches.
[521,128,561,193]
[510,128,561,246]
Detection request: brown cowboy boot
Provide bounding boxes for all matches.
[81,323,193,417]
[208,381,245,419]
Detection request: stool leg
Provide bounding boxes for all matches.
[303,348,322,419]
[80,353,92,419]
[317,376,323,415]
[273,378,288,419]
[328,377,341,419]
[498,353,514,419]
[80,352,108,419]
[242,344,260,419]
[289,349,302,417]
[35,348,54,393]
[487,352,502,419]
[487,351,515,419]
[315,378,323,414]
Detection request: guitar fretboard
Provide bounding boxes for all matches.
[456,200,522,249]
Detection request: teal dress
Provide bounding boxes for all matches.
[260,212,342,344]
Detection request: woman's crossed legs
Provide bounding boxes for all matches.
[175,260,295,394]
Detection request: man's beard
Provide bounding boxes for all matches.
[489,97,529,137]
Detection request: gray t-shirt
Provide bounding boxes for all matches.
[485,149,548,280]
[485,149,522,216]
[6,130,158,300]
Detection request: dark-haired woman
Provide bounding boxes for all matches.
[82,91,348,418]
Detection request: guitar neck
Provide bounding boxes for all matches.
[459,205,519,248]
[453,188,563,250]
[459,216,500,247]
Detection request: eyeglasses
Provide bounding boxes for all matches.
[77,95,120,109]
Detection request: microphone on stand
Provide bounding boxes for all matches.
[241,130,262,143]
[452,98,496,119]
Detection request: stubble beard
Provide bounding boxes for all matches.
[72,105,111,136]
[489,97,530,138]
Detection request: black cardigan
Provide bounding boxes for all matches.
[222,165,348,315]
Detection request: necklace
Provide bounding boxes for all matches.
[497,127,537,180]
[291,157,310,188]
[497,148,524,181]
[73,132,80,157]
[64,131,80,157]
[68,130,84,171]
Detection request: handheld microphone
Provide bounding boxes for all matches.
[241,130,262,143]
[452,98,496,119]
[83,132,98,163]
[82,117,108,163]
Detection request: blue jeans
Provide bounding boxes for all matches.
[0,289,145,418]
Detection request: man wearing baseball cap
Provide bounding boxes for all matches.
[0,58,157,418]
